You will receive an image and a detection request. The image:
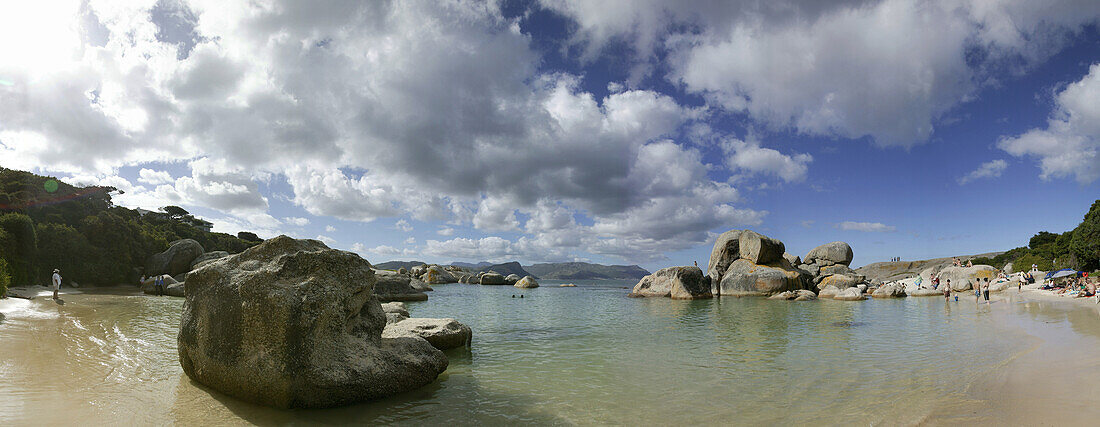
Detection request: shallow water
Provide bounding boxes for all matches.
[2,282,1099,425]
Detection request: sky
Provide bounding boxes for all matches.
[1,0,1099,272]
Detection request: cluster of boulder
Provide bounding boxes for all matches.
[177,236,471,409]
[631,229,877,301]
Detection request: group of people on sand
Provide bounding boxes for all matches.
[138,274,170,296]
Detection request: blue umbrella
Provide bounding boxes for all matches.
[1048,268,1078,279]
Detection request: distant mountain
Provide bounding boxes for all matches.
[476,261,532,278]
[374,260,426,271]
[450,261,492,269]
[525,262,649,280]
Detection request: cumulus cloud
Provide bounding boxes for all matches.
[958,159,1009,184]
[316,235,336,245]
[723,139,812,183]
[999,63,1100,183]
[437,227,455,236]
[544,0,1100,146]
[284,217,309,226]
[138,168,173,185]
[394,219,412,232]
[836,221,897,232]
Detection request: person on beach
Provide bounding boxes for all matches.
[52,268,62,299]
[982,279,990,303]
[944,284,951,301]
[155,275,164,296]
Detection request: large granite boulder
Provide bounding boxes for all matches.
[818,285,842,299]
[504,274,521,285]
[738,230,785,265]
[871,283,907,298]
[190,251,229,271]
[373,270,429,302]
[408,278,433,292]
[1003,262,1014,274]
[381,302,410,325]
[480,273,506,285]
[146,239,205,277]
[631,266,712,299]
[514,276,539,288]
[805,241,854,267]
[909,288,944,297]
[782,252,801,266]
[410,264,428,277]
[768,290,817,301]
[707,230,743,285]
[817,274,864,290]
[421,266,457,284]
[819,264,857,277]
[383,318,472,350]
[935,265,998,291]
[833,287,865,301]
[177,236,447,409]
[718,259,805,296]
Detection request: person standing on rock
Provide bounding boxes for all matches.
[52,269,62,299]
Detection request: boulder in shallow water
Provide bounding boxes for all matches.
[630,266,712,299]
[937,265,998,291]
[504,274,521,285]
[421,265,457,284]
[383,318,472,350]
[177,236,447,409]
[909,288,944,297]
[480,273,506,285]
[768,290,817,301]
[738,230,785,265]
[804,241,854,267]
[707,230,743,285]
[514,276,539,288]
[818,285,841,299]
[871,283,906,298]
[833,287,865,301]
[718,259,805,296]
[817,274,864,290]
[373,269,429,302]
[381,302,410,325]
[146,239,205,277]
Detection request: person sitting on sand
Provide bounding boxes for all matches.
[52,268,62,299]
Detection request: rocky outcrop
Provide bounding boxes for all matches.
[871,283,906,298]
[818,285,841,299]
[381,302,409,325]
[718,259,806,296]
[504,274,521,285]
[782,253,801,266]
[804,242,854,266]
[1003,262,1014,274]
[146,239,205,277]
[397,267,408,275]
[177,236,447,409]
[410,264,428,277]
[408,278,433,292]
[817,274,865,289]
[383,318,472,350]
[909,288,944,297]
[707,230,743,285]
[480,272,506,285]
[933,265,998,291]
[767,290,817,301]
[833,287,865,301]
[514,276,539,288]
[631,266,712,299]
[421,265,457,284]
[373,270,429,302]
[739,230,785,264]
[190,251,229,270]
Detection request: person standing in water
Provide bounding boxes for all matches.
[943,282,951,302]
[982,279,990,304]
[51,268,62,299]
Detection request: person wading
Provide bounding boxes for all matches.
[52,268,62,299]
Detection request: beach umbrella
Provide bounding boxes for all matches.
[1049,269,1078,279]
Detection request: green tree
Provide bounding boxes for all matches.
[0,213,38,286]
[162,205,190,218]
[1029,231,1060,249]
[0,258,10,297]
[1070,200,1100,271]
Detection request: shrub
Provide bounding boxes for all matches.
[0,213,38,286]
[0,258,10,297]
[1070,200,1100,271]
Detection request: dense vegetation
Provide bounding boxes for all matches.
[971,199,1100,272]
[0,167,260,288]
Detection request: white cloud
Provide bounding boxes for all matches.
[138,168,173,185]
[316,235,336,246]
[325,225,336,233]
[836,221,897,233]
[284,217,309,226]
[394,219,412,232]
[437,227,455,236]
[999,63,1100,183]
[404,237,416,244]
[351,243,365,253]
[801,220,815,229]
[545,0,1100,146]
[722,139,812,183]
[958,159,1008,184]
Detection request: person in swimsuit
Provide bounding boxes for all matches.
[982,279,990,303]
[52,268,62,299]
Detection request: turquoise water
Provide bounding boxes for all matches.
[2,281,1094,425]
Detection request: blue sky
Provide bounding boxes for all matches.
[1,0,1099,272]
